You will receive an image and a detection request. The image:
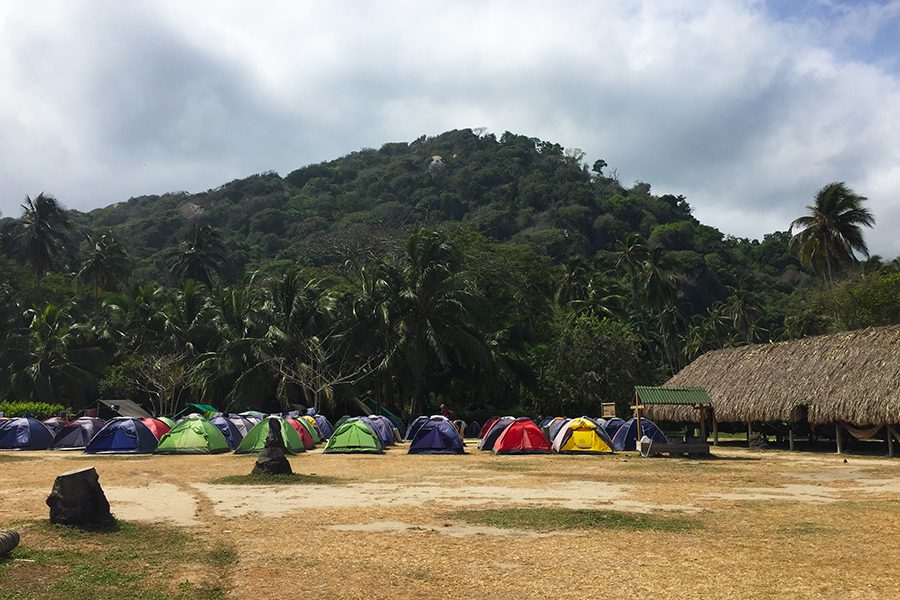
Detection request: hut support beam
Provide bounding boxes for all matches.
[835,423,843,454]
[788,428,795,451]
[747,422,752,448]
[712,419,718,446]
[887,426,895,458]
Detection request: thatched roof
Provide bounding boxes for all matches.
[652,325,900,425]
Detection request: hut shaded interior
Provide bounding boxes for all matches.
[660,325,900,427]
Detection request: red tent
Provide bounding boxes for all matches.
[492,417,551,454]
[285,418,315,449]
[478,417,500,439]
[139,418,171,440]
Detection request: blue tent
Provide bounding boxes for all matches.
[478,416,515,451]
[545,418,570,443]
[360,416,395,446]
[463,420,481,438]
[51,417,106,450]
[312,414,334,439]
[404,416,429,441]
[0,417,54,450]
[85,418,158,454]
[408,417,465,454]
[209,414,244,449]
[611,417,667,451]
[602,417,626,438]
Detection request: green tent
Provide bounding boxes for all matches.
[157,417,176,429]
[235,417,305,454]
[324,418,384,454]
[155,417,229,454]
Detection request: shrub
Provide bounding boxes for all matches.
[0,401,71,420]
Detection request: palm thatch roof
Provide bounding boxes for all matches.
[651,325,900,425]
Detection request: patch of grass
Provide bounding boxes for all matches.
[210,473,336,485]
[447,507,701,533]
[0,521,235,600]
[202,545,237,567]
[477,461,538,472]
[788,522,829,535]
[0,454,32,462]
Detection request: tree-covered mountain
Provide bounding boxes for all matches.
[1,129,897,419]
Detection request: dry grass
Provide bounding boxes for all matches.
[0,446,898,600]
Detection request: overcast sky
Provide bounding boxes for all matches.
[1,0,899,257]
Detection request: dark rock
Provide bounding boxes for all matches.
[0,530,19,555]
[252,419,292,476]
[46,467,115,527]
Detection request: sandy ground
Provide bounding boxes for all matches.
[1,445,899,599]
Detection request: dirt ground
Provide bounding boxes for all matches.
[2,444,899,599]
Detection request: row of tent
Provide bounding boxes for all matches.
[0,412,336,454]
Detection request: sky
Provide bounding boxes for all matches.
[1,0,899,257]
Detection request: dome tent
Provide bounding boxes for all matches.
[85,418,158,454]
[611,418,668,451]
[157,417,177,429]
[139,418,171,440]
[404,416,429,441]
[312,414,334,439]
[463,420,481,438]
[235,417,305,454]
[602,417,626,438]
[360,416,396,446]
[42,417,67,435]
[408,416,465,454]
[156,416,230,454]
[551,417,614,454]
[51,417,106,450]
[324,418,384,454]
[209,414,244,449]
[493,417,551,454]
[0,417,54,450]
[285,417,316,450]
[478,416,515,451]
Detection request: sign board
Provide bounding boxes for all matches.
[600,403,616,418]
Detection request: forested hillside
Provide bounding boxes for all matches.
[1,129,897,419]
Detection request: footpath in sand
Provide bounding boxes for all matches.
[1,446,898,599]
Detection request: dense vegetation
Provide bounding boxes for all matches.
[1,129,897,419]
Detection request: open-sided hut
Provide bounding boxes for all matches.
[661,325,900,454]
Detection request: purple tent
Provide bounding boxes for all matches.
[611,418,667,451]
[312,414,334,439]
[51,417,106,450]
[360,416,395,446]
[602,417,626,439]
[404,415,429,441]
[0,417,54,450]
[209,414,244,449]
[408,416,465,454]
[85,418,158,454]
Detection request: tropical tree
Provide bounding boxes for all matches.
[6,304,99,406]
[78,231,131,305]
[18,193,71,287]
[789,182,875,284]
[170,224,226,287]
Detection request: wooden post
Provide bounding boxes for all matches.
[635,406,644,442]
[887,425,895,458]
[712,418,718,446]
[835,423,843,454]
[699,413,707,441]
[788,428,795,451]
[747,421,753,448]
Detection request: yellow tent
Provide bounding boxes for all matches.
[551,417,614,453]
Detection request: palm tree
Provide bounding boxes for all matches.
[170,224,226,287]
[384,230,492,416]
[18,193,71,287]
[789,182,875,284]
[7,304,99,405]
[78,231,131,306]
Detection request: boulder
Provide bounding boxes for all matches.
[252,419,292,476]
[46,467,115,527]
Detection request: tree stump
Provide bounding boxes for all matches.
[46,467,115,527]
[252,419,292,476]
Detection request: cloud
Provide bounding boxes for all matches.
[0,0,897,256]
